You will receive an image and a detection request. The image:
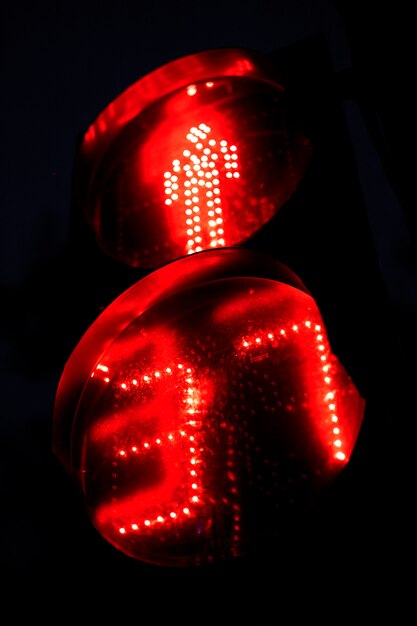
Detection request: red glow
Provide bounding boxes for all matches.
[75,48,312,268]
[54,250,364,566]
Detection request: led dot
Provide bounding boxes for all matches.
[191,483,198,489]
[209,139,216,146]
[268,333,274,339]
[165,188,172,195]
[196,246,202,252]
[119,450,126,456]
[225,162,231,169]
[183,508,190,515]
[212,154,218,160]
[226,172,233,178]
[157,516,164,523]
[193,215,200,222]
[131,524,138,530]
[186,171,193,177]
[292,325,298,331]
[195,236,202,243]
[215,207,222,214]
[221,147,227,153]
[208,210,215,217]
[207,201,214,207]
[214,198,221,204]
[225,154,231,160]
[164,172,171,179]
[178,364,183,369]
[171,193,178,200]
[186,208,193,215]
[132,379,137,385]
[168,434,174,440]
[121,383,127,389]
[165,368,172,373]
[216,217,223,224]
[318,345,325,351]
[233,172,240,178]
[317,335,323,341]
[191,458,196,465]
[323,365,330,372]
[218,238,225,246]
[220,140,227,146]
[132,446,137,452]
[119,528,126,534]
[187,239,194,246]
[172,159,180,166]
[210,230,216,237]
[335,451,346,461]
[213,188,220,195]
[183,149,191,157]
[190,470,196,476]
[187,85,197,96]
[230,145,237,151]
[187,229,194,236]
[218,228,224,235]
[326,392,335,400]
[196,143,203,150]
[193,206,200,213]
[331,415,338,423]
[156,438,161,444]
[243,341,249,347]
[185,190,191,197]
[324,376,331,383]
[333,428,340,435]
[315,325,321,331]
[164,180,171,188]
[189,435,195,441]
[170,512,177,519]
[171,184,179,191]
[231,154,238,160]
[194,225,201,232]
[329,403,336,411]
[231,162,238,168]
[192,496,199,503]
[144,442,149,448]
[255,338,261,343]
[321,355,327,361]
[104,377,110,382]
[334,440,342,447]
[210,241,217,247]
[186,219,193,225]
[209,220,216,227]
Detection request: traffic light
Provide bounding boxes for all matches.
[53,42,393,568]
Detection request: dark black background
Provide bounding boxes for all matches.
[1,1,415,619]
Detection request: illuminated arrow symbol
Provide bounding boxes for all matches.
[164,124,239,255]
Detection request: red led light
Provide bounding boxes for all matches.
[54,249,365,567]
[76,48,312,267]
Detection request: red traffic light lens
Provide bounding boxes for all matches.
[76,48,312,267]
[54,249,364,566]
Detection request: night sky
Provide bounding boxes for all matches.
[1,1,414,619]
